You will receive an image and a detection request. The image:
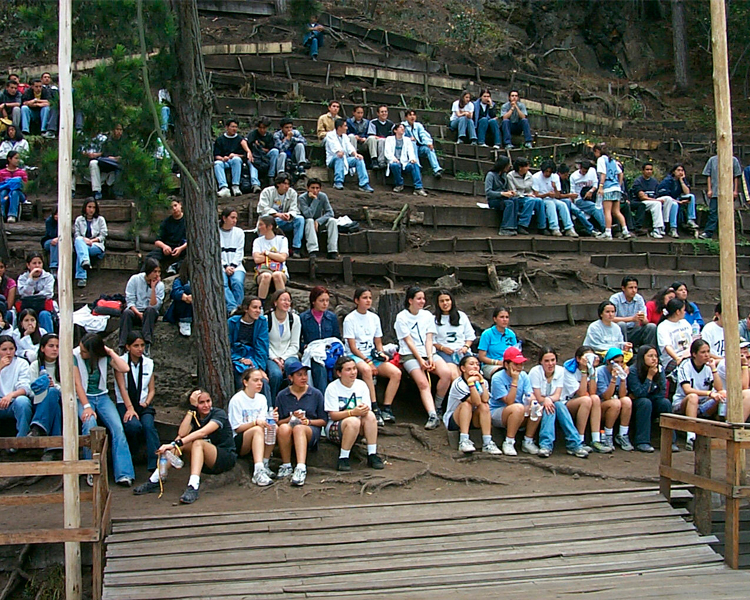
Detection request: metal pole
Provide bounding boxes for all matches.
[709,0,742,425]
[58,0,82,597]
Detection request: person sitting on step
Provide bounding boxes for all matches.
[449,90,477,145]
[403,109,443,178]
[73,198,107,288]
[265,289,301,400]
[303,15,325,60]
[555,163,601,238]
[17,251,56,333]
[273,118,310,178]
[365,105,394,171]
[531,159,578,237]
[569,160,605,232]
[227,296,271,397]
[324,356,384,472]
[0,334,32,440]
[654,163,699,238]
[346,105,369,155]
[0,151,27,223]
[507,157,546,234]
[134,389,237,503]
[252,215,289,302]
[500,90,533,150]
[626,344,672,453]
[609,276,658,351]
[433,289,475,381]
[299,178,341,260]
[316,99,341,141]
[477,306,518,380]
[323,119,373,193]
[219,207,246,315]
[484,156,519,237]
[473,88,500,148]
[257,173,304,259]
[0,125,29,168]
[595,347,634,451]
[630,162,666,238]
[146,198,186,275]
[245,116,280,192]
[384,122,428,196]
[656,298,693,377]
[27,333,62,438]
[119,259,164,356]
[89,124,125,200]
[583,300,633,359]
[213,119,246,198]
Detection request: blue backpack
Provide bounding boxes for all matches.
[324,341,345,383]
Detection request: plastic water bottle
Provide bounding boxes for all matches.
[718,399,727,418]
[692,321,701,340]
[158,454,169,480]
[264,408,277,445]
[523,393,532,417]
[165,449,183,469]
[530,400,541,421]
[473,381,483,394]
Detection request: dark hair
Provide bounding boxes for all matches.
[334,117,346,129]
[690,338,709,356]
[309,285,329,308]
[714,301,722,315]
[490,155,511,174]
[267,288,292,312]
[241,367,261,383]
[274,173,290,186]
[458,90,471,108]
[642,162,654,171]
[279,117,294,128]
[574,345,594,360]
[593,143,608,156]
[650,287,675,320]
[17,308,42,345]
[597,300,616,318]
[353,105,365,114]
[6,150,19,162]
[391,122,405,134]
[513,157,529,171]
[459,352,479,376]
[80,332,106,359]
[220,206,237,226]
[537,345,557,363]
[352,286,371,302]
[334,355,355,375]
[3,125,22,142]
[257,214,279,234]
[177,258,191,284]
[31,78,41,85]
[669,163,684,176]
[404,109,416,117]
[170,197,182,204]
[225,118,238,127]
[25,251,44,268]
[434,289,459,327]
[328,99,341,108]
[557,163,570,174]
[635,344,660,382]
[37,332,59,373]
[539,159,556,173]
[255,116,271,127]
[670,280,696,315]
[240,295,262,316]
[509,89,520,96]
[306,177,322,188]
[376,104,388,112]
[143,258,160,276]
[492,305,510,319]
[404,286,423,310]
[82,198,100,218]
[620,275,638,288]
[665,298,686,317]
[580,159,593,171]
[125,330,145,347]
[0,334,16,349]
[480,88,492,97]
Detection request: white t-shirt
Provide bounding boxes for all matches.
[701,321,725,357]
[227,390,269,432]
[444,376,488,428]
[596,156,623,194]
[529,364,566,398]
[673,359,714,404]
[657,318,693,367]
[531,171,558,196]
[435,311,475,353]
[394,309,437,357]
[343,310,383,356]
[569,167,598,199]
[13,327,48,363]
[252,234,289,275]
[114,354,154,406]
[324,378,371,413]
[450,100,474,123]
[562,368,594,402]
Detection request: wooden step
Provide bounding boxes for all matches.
[591,253,750,273]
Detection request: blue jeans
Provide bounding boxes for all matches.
[214,156,243,188]
[267,356,300,402]
[390,162,423,189]
[262,148,280,180]
[37,310,54,333]
[518,196,546,228]
[562,198,594,233]
[21,105,50,133]
[1,190,23,221]
[74,238,105,280]
[305,30,324,57]
[160,105,171,132]
[417,145,442,174]
[276,216,304,250]
[223,269,246,314]
[43,239,59,270]
[501,118,532,145]
[31,388,62,436]
[0,395,31,437]
[79,392,135,481]
[450,117,477,142]
[704,197,718,237]
[632,396,672,446]
[538,401,583,451]
[310,359,328,395]
[543,199,573,231]
[328,156,370,187]
[488,196,518,230]
[576,198,605,231]
[117,403,160,471]
[477,117,500,146]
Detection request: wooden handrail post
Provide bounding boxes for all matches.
[694,435,713,535]
[726,440,741,568]
[659,425,673,500]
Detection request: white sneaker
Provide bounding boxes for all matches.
[649,230,663,239]
[521,439,540,455]
[252,469,273,486]
[217,187,231,198]
[603,231,613,239]
[179,322,192,337]
[232,185,241,196]
[6,216,15,223]
[277,464,293,478]
[501,439,517,456]
[482,440,503,455]
[458,438,476,453]
[564,228,579,238]
[291,465,307,486]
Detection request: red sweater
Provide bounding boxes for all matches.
[0,167,27,183]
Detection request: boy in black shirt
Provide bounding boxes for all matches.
[365,105,394,170]
[246,116,280,189]
[0,80,22,130]
[147,198,187,274]
[20,78,51,135]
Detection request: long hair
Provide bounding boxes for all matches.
[17,308,42,345]
[434,289,460,327]
[80,332,107,360]
[635,344,658,382]
[489,155,510,175]
[37,332,60,374]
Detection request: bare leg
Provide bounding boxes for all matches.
[340,416,361,451]
[293,425,313,464]
[474,402,491,435]
[377,361,402,407]
[408,367,436,413]
[361,411,378,445]
[501,403,526,438]
[356,361,377,407]
[601,397,622,429]
[567,395,593,435]
[257,273,271,300]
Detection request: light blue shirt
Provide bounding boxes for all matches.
[478,326,518,361]
[490,369,532,411]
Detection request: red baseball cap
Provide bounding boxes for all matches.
[503,347,527,364]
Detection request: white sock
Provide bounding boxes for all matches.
[459,433,470,442]
[591,431,600,443]
[297,463,306,470]
[686,432,696,442]
[524,436,534,444]
[254,462,264,473]
[149,468,160,483]
[505,437,515,444]
[188,475,200,490]
[281,462,292,470]
[367,444,377,455]
[604,427,613,436]
[482,435,492,445]
[428,410,437,418]
[340,448,351,459]
[622,226,630,234]
[619,425,629,436]
[605,228,612,235]
[263,458,270,467]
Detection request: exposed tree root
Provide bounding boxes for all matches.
[0,544,31,600]
[396,423,433,450]
[0,475,42,492]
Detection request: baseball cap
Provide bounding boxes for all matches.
[503,347,527,364]
[740,341,750,349]
[286,360,310,375]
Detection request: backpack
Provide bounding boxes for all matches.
[239,162,254,195]
[266,310,295,331]
[324,341,345,383]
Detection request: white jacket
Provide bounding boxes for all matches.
[74,215,108,251]
[0,356,31,397]
[219,226,246,273]
[324,130,356,165]
[383,135,418,176]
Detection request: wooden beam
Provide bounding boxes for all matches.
[0,459,99,478]
[658,465,732,497]
[0,491,94,507]
[694,435,713,534]
[0,528,99,545]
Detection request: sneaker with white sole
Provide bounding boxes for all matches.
[567,445,589,458]
[231,185,241,196]
[424,414,441,430]
[179,322,192,337]
[537,447,552,458]
[277,464,293,479]
[564,228,579,238]
[521,439,540,455]
[602,231,613,239]
[291,465,307,486]
[501,439,517,456]
[217,187,231,198]
[458,438,476,453]
[252,469,273,486]
[483,440,502,455]
[649,230,663,239]
[615,433,634,451]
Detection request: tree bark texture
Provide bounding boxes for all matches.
[672,0,690,93]
[170,0,234,408]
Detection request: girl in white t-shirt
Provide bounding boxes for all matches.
[593,144,631,239]
[343,287,402,424]
[324,357,383,472]
[394,286,453,430]
[252,215,289,301]
[656,298,693,372]
[219,207,246,314]
[13,308,47,363]
[433,289,476,379]
[228,368,275,486]
[449,91,477,144]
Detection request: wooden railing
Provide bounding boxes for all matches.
[0,427,111,600]
[659,414,750,569]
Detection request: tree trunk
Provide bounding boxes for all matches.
[169,0,234,408]
[671,0,690,93]
[377,289,405,345]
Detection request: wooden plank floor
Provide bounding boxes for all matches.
[102,488,750,599]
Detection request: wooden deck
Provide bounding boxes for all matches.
[102,488,750,599]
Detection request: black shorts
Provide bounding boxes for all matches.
[202,447,237,475]
[234,433,245,455]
